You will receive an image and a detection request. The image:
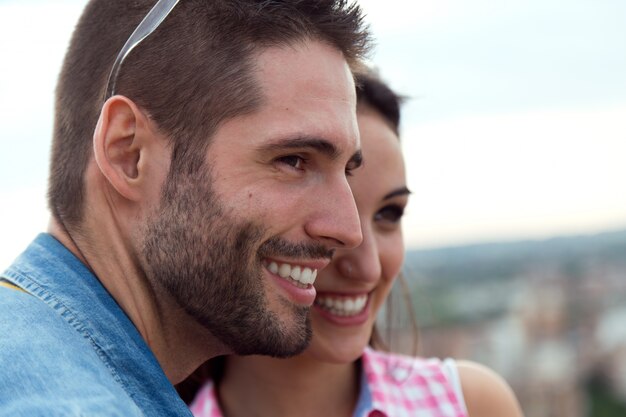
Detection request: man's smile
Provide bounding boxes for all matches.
[263,259,319,289]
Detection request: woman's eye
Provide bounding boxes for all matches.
[276,155,305,170]
[344,157,362,177]
[375,205,405,224]
[344,163,356,177]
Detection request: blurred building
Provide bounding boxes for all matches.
[386,229,626,417]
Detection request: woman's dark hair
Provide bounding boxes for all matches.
[370,272,420,356]
[355,70,403,134]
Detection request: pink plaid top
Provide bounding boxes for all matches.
[190,347,468,417]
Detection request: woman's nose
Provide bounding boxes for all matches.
[335,223,381,283]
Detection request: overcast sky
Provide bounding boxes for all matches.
[1,0,625,269]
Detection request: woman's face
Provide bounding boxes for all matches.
[306,105,409,363]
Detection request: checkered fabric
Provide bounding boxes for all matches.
[190,381,222,417]
[358,347,467,417]
[189,347,467,417]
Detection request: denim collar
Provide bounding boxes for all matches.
[3,233,192,416]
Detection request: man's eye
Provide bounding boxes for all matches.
[374,205,405,224]
[276,155,306,170]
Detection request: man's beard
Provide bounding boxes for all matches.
[141,167,330,357]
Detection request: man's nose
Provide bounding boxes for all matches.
[304,177,363,250]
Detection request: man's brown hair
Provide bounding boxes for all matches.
[49,0,371,229]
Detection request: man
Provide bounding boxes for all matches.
[0,0,371,415]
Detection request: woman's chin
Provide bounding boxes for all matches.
[304,333,371,365]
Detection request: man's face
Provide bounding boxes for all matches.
[142,40,362,357]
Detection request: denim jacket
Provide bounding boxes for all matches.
[0,234,192,417]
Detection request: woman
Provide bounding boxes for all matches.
[186,72,524,417]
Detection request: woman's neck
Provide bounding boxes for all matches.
[218,353,360,417]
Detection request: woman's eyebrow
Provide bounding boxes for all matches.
[383,186,411,201]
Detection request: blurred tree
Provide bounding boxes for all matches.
[585,368,626,417]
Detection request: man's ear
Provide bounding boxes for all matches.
[93,96,155,202]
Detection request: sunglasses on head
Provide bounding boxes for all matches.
[106,0,181,98]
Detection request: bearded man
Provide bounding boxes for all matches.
[0,0,371,415]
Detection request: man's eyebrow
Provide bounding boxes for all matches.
[383,186,411,200]
[258,136,341,159]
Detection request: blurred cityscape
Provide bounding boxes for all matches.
[394,228,626,417]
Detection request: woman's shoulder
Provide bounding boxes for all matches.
[455,360,524,417]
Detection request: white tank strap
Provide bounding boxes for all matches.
[442,358,469,414]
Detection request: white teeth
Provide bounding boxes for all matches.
[315,294,368,317]
[300,268,312,284]
[290,266,301,281]
[266,261,318,287]
[278,263,291,278]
